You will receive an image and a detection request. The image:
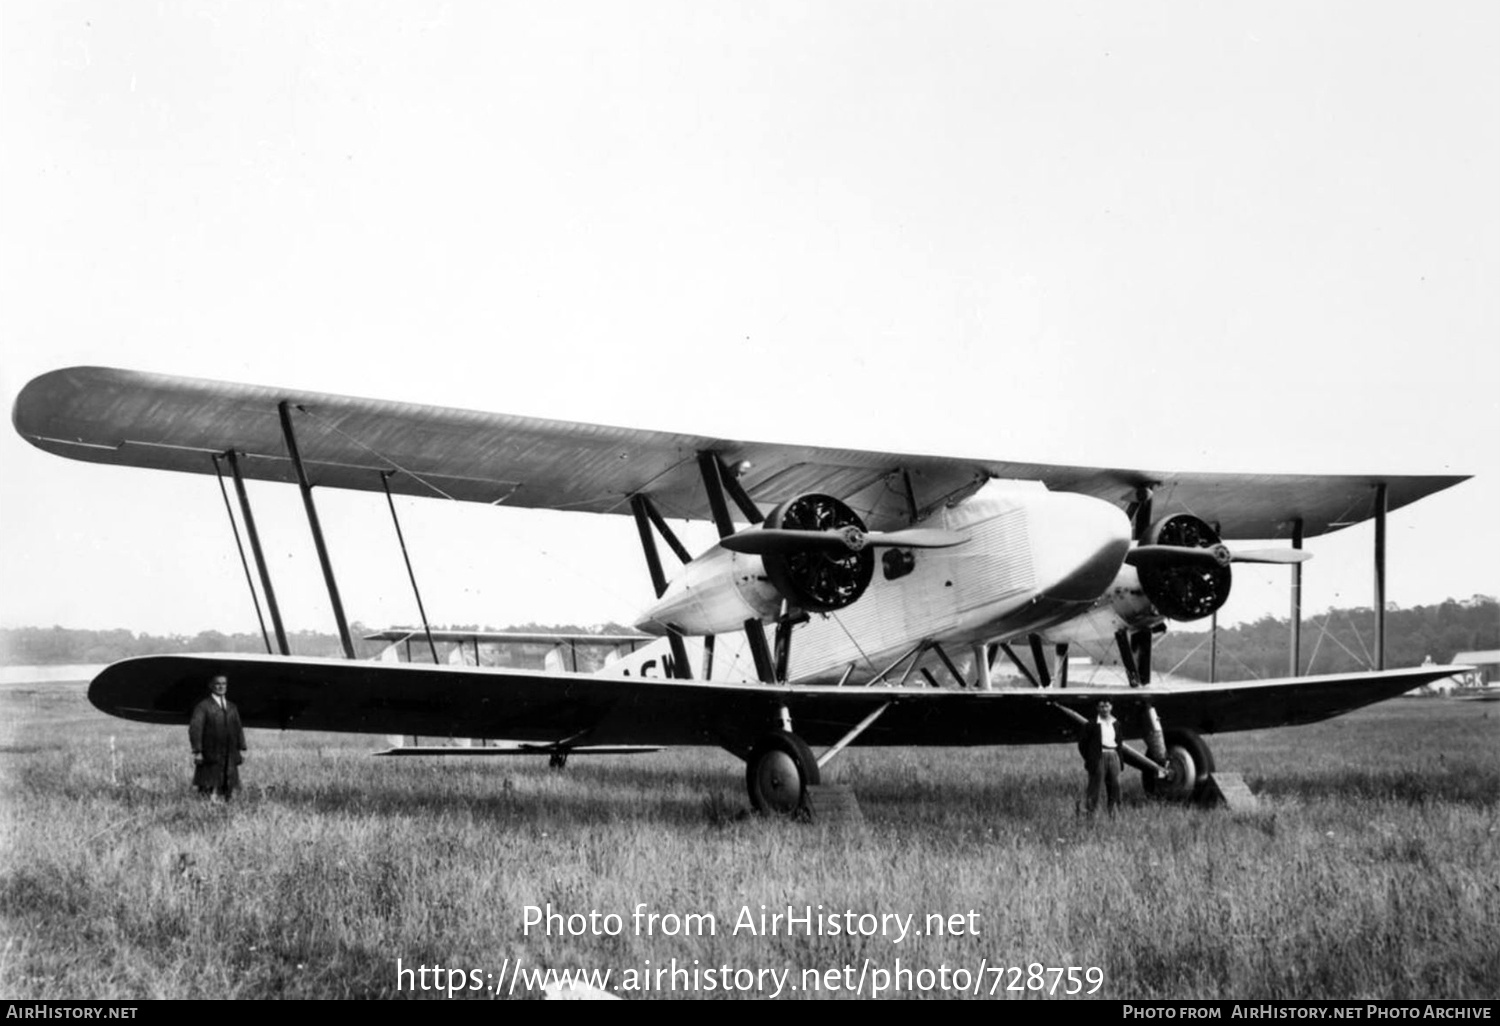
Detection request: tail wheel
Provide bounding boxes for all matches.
[1143,728,1213,801]
[746,730,820,815]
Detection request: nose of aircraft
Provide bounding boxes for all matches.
[1029,491,1133,603]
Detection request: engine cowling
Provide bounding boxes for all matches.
[760,494,875,613]
[633,493,875,636]
[1136,514,1232,621]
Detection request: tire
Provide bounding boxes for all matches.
[1142,729,1213,801]
[745,730,820,815]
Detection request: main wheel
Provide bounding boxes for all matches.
[1142,729,1213,801]
[745,730,820,815]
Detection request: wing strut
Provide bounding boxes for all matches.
[211,453,275,655]
[1127,484,1157,685]
[279,402,355,659]
[1209,611,1219,682]
[997,642,1043,688]
[222,449,289,655]
[1374,483,1387,670]
[1289,517,1304,675]
[858,640,927,687]
[697,451,737,537]
[901,470,919,523]
[931,642,968,688]
[1135,631,1153,685]
[629,494,692,680]
[637,494,693,565]
[1114,629,1142,687]
[697,451,776,683]
[815,701,892,769]
[1028,634,1052,687]
[380,471,440,665]
[718,457,764,525]
[772,610,794,682]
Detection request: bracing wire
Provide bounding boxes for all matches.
[379,471,441,664]
[290,404,647,629]
[211,453,273,655]
[1340,606,1375,669]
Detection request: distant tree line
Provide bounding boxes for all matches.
[2,600,1494,681]
[1150,595,1498,681]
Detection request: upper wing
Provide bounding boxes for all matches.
[88,653,1466,749]
[15,366,1467,538]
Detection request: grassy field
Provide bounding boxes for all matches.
[1,677,1496,1000]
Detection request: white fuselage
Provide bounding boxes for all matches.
[1035,563,1160,645]
[635,480,1132,685]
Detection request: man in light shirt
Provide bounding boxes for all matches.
[1079,698,1121,818]
[189,674,248,800]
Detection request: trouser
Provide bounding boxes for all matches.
[1086,750,1121,816]
[197,761,237,799]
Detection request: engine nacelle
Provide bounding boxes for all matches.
[759,494,875,614]
[1135,514,1232,622]
[1042,512,1234,645]
[634,494,875,637]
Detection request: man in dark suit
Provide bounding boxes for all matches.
[1079,698,1121,818]
[189,674,247,799]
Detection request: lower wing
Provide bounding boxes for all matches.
[88,654,1466,750]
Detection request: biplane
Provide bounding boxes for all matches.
[12,367,1470,813]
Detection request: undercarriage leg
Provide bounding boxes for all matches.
[1028,634,1052,687]
[1114,629,1141,687]
[816,701,891,770]
[1142,705,1167,765]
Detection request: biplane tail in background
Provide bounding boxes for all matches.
[362,628,661,761]
[14,367,1472,814]
[364,628,653,675]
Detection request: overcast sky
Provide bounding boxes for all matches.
[2,2,1496,651]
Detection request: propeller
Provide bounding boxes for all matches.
[721,525,967,556]
[1229,548,1314,565]
[1125,544,1312,570]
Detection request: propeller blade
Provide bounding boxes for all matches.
[720,529,853,555]
[1124,544,1232,569]
[721,526,968,556]
[1125,544,1313,569]
[863,528,969,550]
[1228,548,1313,565]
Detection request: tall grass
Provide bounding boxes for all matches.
[2,681,1496,999]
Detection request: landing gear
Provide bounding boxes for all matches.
[746,730,820,815]
[1142,728,1213,801]
[548,750,569,770]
